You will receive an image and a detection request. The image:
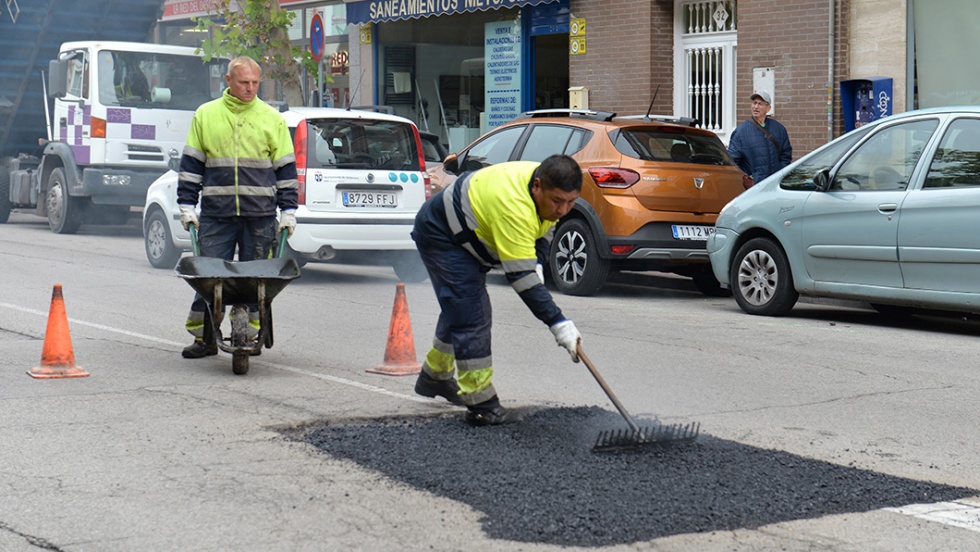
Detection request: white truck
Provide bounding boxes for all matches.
[0,37,226,233]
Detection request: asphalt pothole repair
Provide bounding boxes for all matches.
[293,406,975,547]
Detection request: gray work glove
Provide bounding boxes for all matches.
[536,263,545,285]
[278,209,297,237]
[550,319,581,363]
[178,204,198,231]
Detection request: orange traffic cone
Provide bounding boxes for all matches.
[28,285,90,379]
[367,283,420,376]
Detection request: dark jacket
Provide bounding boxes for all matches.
[728,117,793,184]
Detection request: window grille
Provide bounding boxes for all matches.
[676,1,737,138]
[683,1,737,34]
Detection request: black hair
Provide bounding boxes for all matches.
[536,154,582,193]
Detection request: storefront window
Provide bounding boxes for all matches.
[378,9,523,149]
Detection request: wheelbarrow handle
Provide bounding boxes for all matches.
[276,228,289,259]
[189,224,201,256]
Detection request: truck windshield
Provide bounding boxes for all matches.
[97,50,227,110]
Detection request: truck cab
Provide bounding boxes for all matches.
[22,42,228,233]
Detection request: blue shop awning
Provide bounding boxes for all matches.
[347,0,559,25]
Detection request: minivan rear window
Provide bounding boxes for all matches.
[306,119,421,171]
[612,128,734,166]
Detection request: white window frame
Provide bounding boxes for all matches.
[673,0,738,144]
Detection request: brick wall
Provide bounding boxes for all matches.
[735,0,850,157]
[570,0,851,158]
[569,0,674,116]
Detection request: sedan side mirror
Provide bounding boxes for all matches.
[443,153,460,175]
[813,169,831,192]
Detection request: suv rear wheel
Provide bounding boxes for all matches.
[550,218,609,296]
[690,266,732,297]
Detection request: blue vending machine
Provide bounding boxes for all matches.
[841,77,893,132]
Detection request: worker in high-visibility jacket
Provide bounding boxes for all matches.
[176,56,299,359]
[411,155,583,425]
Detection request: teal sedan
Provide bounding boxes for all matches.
[708,106,980,316]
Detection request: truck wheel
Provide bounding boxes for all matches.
[144,208,182,269]
[46,168,84,234]
[549,218,609,296]
[0,168,10,224]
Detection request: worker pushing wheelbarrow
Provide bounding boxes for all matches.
[176,227,300,375]
[169,55,302,375]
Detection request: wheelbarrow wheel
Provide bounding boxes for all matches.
[232,350,249,375]
[230,305,250,375]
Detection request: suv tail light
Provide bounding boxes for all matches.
[589,167,640,189]
[412,129,432,199]
[743,174,754,190]
[293,119,308,205]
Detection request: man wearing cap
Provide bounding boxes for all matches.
[728,91,793,185]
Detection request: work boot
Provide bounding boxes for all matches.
[414,371,465,406]
[464,397,526,426]
[182,339,218,359]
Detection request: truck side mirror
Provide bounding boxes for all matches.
[47,59,68,98]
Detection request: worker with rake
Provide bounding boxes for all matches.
[411,154,583,425]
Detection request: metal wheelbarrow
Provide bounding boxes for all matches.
[175,227,300,375]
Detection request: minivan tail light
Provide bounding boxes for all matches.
[293,119,308,204]
[589,167,640,189]
[412,129,432,199]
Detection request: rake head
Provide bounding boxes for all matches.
[592,421,700,453]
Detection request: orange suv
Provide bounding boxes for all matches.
[429,109,753,296]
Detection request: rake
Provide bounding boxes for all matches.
[577,344,700,453]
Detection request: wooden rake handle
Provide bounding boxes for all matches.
[576,343,642,434]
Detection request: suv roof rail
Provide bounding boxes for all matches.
[349,105,395,114]
[517,109,616,122]
[615,114,699,127]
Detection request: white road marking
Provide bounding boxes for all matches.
[1,301,433,404]
[885,499,980,533]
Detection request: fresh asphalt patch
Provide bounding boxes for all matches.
[292,406,975,547]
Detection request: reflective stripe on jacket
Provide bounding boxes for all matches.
[176,88,299,216]
[413,161,565,326]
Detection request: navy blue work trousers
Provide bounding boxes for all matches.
[415,237,492,362]
[189,215,277,315]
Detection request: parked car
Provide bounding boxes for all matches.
[142,106,431,282]
[419,130,449,197]
[428,109,753,296]
[708,106,980,317]
[419,131,449,168]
